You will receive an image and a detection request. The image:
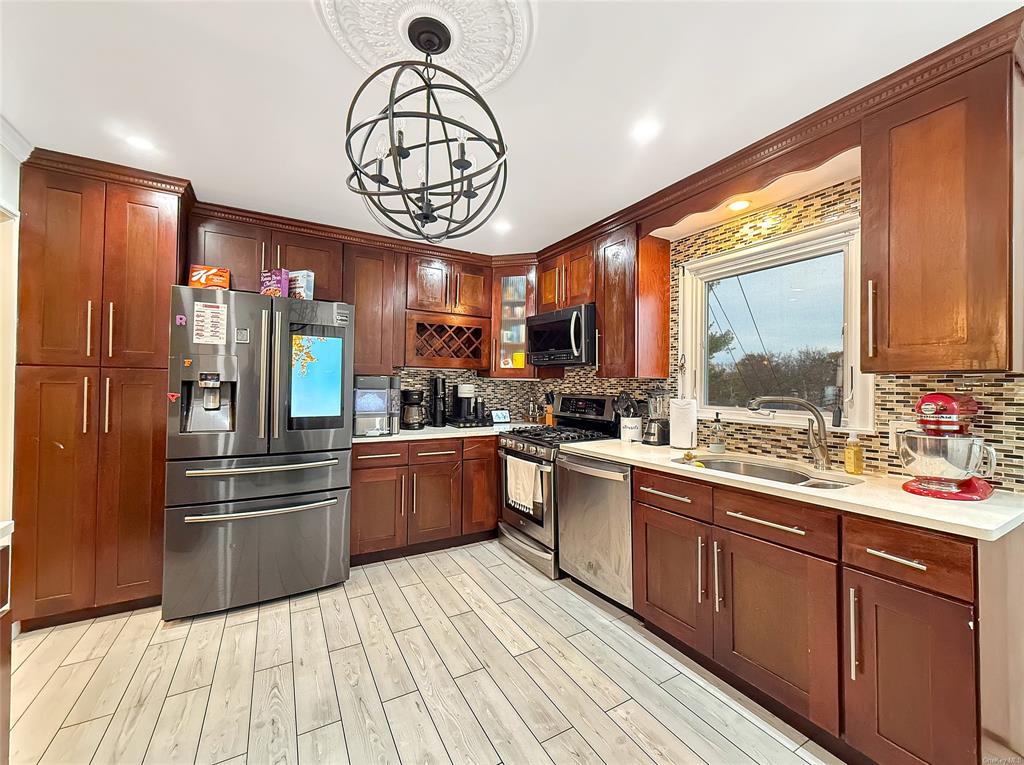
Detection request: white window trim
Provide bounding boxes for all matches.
[678,215,875,433]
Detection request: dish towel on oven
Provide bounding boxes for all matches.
[506,455,543,513]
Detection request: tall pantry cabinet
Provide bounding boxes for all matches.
[13,151,191,622]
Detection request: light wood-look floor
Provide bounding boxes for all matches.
[10,540,846,765]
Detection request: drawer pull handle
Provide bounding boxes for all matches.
[418,450,457,457]
[640,486,692,504]
[725,510,806,536]
[865,548,927,571]
[849,587,858,681]
[713,540,723,613]
[357,453,402,460]
[696,535,704,604]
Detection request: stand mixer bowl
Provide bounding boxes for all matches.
[896,431,997,498]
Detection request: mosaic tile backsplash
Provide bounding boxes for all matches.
[396,178,1024,493]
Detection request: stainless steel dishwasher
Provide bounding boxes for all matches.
[555,453,632,608]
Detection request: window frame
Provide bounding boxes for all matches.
[678,215,874,432]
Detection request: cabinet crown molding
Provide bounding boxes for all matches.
[25,148,193,198]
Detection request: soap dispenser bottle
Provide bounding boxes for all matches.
[708,412,727,453]
[844,433,864,475]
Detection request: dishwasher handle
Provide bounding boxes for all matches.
[556,455,629,482]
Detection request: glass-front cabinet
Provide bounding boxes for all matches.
[486,265,537,379]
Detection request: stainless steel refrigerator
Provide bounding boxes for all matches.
[163,286,354,620]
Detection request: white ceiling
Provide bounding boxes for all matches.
[1,1,1016,255]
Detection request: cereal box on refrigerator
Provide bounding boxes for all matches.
[259,268,289,297]
[188,265,231,290]
[288,270,315,300]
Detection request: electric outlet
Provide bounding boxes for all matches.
[888,420,917,451]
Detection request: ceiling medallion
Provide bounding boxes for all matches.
[343,16,508,243]
[316,0,533,94]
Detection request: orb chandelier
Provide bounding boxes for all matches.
[344,17,508,243]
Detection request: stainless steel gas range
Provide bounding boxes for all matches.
[497,394,617,578]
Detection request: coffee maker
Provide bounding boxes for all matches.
[642,389,671,445]
[448,383,479,427]
[401,389,427,430]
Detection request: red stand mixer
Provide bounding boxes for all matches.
[897,393,997,501]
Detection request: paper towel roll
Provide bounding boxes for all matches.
[670,398,697,449]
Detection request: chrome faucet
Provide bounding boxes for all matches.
[747,396,832,471]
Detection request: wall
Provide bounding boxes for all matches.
[400,178,1024,493]
[0,141,22,522]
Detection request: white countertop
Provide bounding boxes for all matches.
[559,441,1024,542]
[355,423,536,444]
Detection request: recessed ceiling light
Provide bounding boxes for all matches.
[493,219,512,234]
[124,135,155,151]
[630,117,662,145]
[727,199,751,212]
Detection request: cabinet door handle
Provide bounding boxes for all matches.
[866,279,876,358]
[85,300,93,357]
[696,535,704,604]
[865,547,927,571]
[562,264,568,305]
[554,267,560,308]
[82,376,89,434]
[595,330,601,372]
[104,376,111,434]
[444,272,450,308]
[418,450,457,456]
[261,242,266,272]
[849,587,858,681]
[276,244,281,269]
[640,486,691,504]
[492,338,497,372]
[400,474,406,517]
[412,474,418,514]
[107,302,114,358]
[725,510,806,536]
[356,453,402,460]
[713,540,722,613]
[455,273,461,307]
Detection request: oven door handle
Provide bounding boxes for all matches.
[499,451,553,473]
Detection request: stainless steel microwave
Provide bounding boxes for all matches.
[527,303,596,366]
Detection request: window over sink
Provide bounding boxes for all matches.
[679,217,874,431]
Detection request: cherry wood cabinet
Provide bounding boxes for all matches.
[407,255,451,313]
[843,568,977,765]
[452,262,492,317]
[712,528,839,735]
[405,311,491,370]
[95,368,166,605]
[102,184,180,368]
[12,366,99,620]
[17,168,105,366]
[595,224,637,378]
[632,501,713,655]
[343,244,398,374]
[271,230,344,301]
[409,462,463,544]
[592,226,669,379]
[189,215,271,292]
[462,445,498,535]
[537,242,595,314]
[861,55,1014,373]
[485,265,537,378]
[351,467,408,555]
[407,255,492,317]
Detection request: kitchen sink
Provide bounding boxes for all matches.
[670,456,861,489]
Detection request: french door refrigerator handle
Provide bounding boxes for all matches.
[258,309,270,438]
[184,497,338,524]
[271,310,283,439]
